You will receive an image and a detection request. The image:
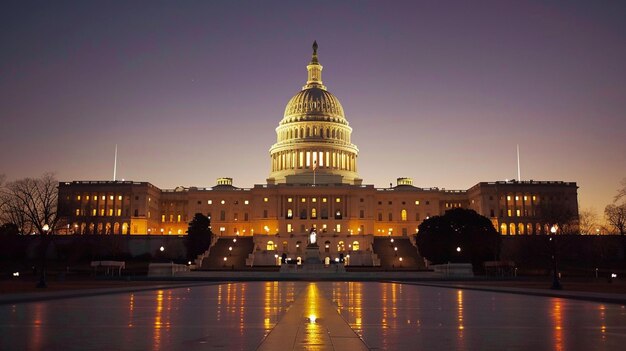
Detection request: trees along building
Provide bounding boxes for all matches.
[57,42,579,263]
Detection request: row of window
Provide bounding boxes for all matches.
[266,240,360,252]
[75,208,127,217]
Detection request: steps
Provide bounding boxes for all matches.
[372,237,425,269]
[200,237,254,270]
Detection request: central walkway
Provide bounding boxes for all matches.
[1,281,626,350]
[258,283,367,350]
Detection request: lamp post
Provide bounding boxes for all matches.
[36,224,50,288]
[550,225,562,290]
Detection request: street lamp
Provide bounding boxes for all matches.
[550,225,562,290]
[36,224,50,288]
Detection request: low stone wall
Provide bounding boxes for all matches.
[148,262,190,277]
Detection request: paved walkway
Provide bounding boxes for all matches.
[258,283,368,350]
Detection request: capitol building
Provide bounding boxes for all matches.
[58,43,579,265]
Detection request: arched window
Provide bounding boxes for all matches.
[352,241,360,251]
[337,241,345,252]
[509,223,516,235]
[518,223,525,235]
[500,223,507,235]
[527,223,533,235]
[401,209,407,221]
[287,209,293,219]
[114,222,120,235]
[267,241,275,251]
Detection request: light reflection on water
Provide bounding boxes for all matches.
[1,282,626,351]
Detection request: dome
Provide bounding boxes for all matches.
[268,41,361,186]
[283,87,345,122]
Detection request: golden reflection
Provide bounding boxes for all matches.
[128,293,135,328]
[304,283,324,346]
[599,304,607,340]
[263,281,280,334]
[153,290,164,350]
[551,299,564,351]
[217,284,223,321]
[457,290,464,331]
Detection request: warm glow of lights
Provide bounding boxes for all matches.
[308,314,317,323]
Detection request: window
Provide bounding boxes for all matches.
[264,197,268,202]
[352,241,360,251]
[263,209,268,218]
[335,210,342,220]
[311,208,317,219]
[388,213,393,221]
[301,198,306,203]
[287,209,293,219]
[117,209,121,216]
[208,200,212,205]
[134,209,138,216]
[177,214,181,222]
[415,213,420,221]
[500,223,508,234]
[220,210,226,221]
[75,209,80,216]
[221,200,225,205]
[300,209,307,219]
[337,241,345,251]
[118,195,122,201]
[336,198,341,203]
[100,209,105,216]
[425,201,430,205]
[321,208,328,219]
[244,200,249,205]
[360,198,364,202]
[359,209,364,219]
[415,200,420,205]
[507,209,512,217]
[401,209,407,221]
[336,224,341,233]
[287,224,292,233]
[267,241,275,251]
[322,198,327,203]
[490,209,495,217]
[244,213,249,221]
[169,214,174,222]
[378,213,383,221]
[77,195,81,200]
[288,198,293,202]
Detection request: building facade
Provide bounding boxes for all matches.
[57,43,579,250]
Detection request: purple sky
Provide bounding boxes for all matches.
[1,1,625,215]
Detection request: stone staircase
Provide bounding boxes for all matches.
[200,236,254,270]
[372,237,425,269]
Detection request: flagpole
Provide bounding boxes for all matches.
[113,144,118,181]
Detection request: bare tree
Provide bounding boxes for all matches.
[605,204,626,235]
[0,173,59,235]
[578,207,599,234]
[614,177,626,203]
[539,201,578,234]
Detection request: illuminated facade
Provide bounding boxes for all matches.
[57,42,579,261]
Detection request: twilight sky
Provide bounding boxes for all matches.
[1,1,625,214]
